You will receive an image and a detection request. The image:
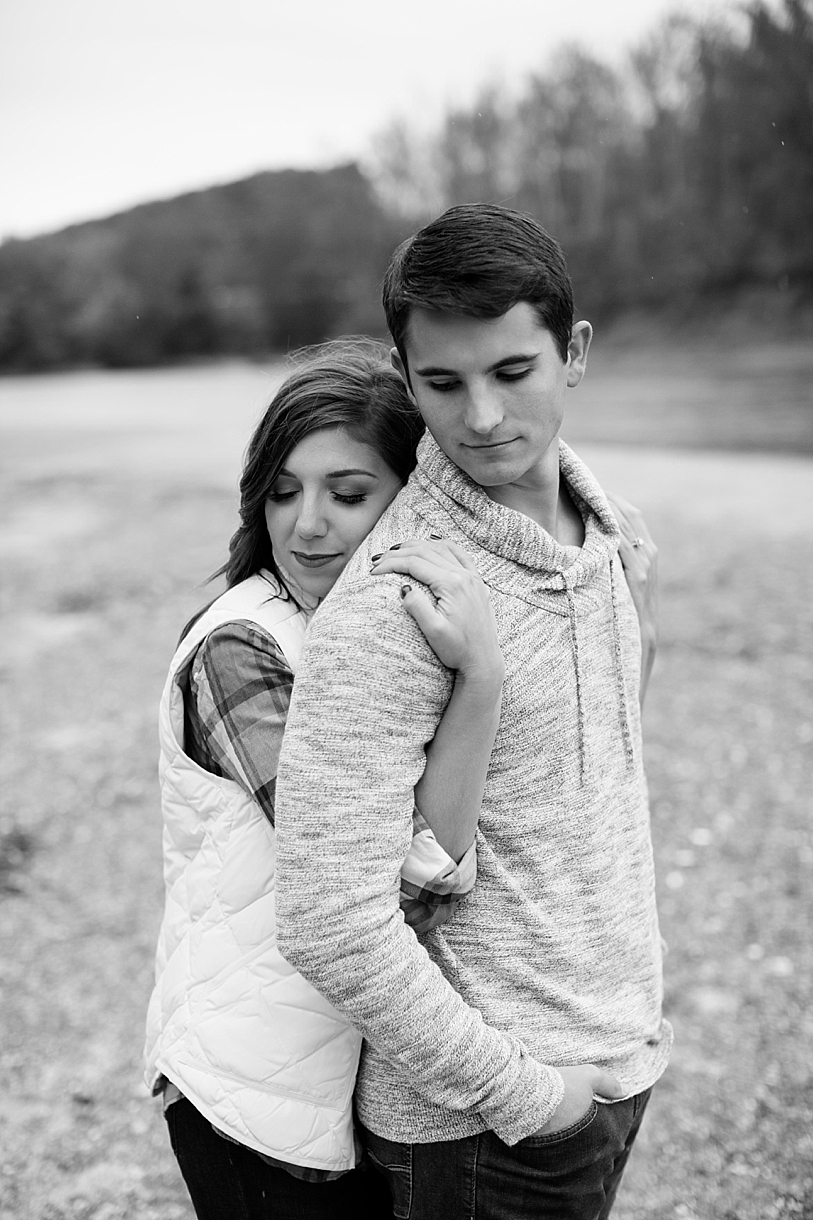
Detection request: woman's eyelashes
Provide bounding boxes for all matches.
[332,492,367,505]
[267,488,369,505]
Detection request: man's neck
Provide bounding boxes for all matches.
[482,439,578,543]
[481,444,585,546]
[485,477,556,530]
[487,479,585,548]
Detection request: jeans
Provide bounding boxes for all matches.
[166,1095,393,1220]
[362,1089,652,1220]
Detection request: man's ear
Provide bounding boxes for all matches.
[391,347,417,403]
[566,321,592,388]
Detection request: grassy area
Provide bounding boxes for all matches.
[566,335,813,455]
[0,349,811,1217]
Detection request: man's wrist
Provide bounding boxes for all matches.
[485,1057,565,1147]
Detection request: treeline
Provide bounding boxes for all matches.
[0,0,810,372]
[371,0,813,316]
[0,165,405,371]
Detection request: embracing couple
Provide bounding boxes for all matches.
[145,203,671,1219]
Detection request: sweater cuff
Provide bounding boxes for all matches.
[482,1050,565,1146]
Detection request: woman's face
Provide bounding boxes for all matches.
[264,426,403,600]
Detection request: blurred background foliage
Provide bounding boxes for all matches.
[0,0,811,372]
[0,166,403,370]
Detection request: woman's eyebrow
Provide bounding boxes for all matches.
[327,468,378,479]
[275,467,377,479]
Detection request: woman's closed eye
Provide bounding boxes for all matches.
[332,491,368,505]
[268,485,370,505]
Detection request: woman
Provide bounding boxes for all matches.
[145,340,658,1219]
[145,341,508,1219]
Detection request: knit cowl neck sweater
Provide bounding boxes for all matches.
[405,430,636,781]
[411,429,619,578]
[275,429,670,1149]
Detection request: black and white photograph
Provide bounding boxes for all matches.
[1,1,811,1217]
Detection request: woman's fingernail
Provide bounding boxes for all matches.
[400,584,412,599]
[390,543,402,551]
[371,553,382,563]
[429,533,443,540]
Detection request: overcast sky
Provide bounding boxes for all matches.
[2,0,733,240]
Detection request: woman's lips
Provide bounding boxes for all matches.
[291,551,341,569]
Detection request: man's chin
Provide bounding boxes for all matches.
[459,453,527,489]
[457,435,560,490]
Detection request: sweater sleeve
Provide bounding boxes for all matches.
[274,573,564,1146]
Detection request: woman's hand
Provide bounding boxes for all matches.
[371,538,504,689]
[607,494,658,705]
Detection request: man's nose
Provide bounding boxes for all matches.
[463,385,504,435]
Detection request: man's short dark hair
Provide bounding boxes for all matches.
[383,203,574,372]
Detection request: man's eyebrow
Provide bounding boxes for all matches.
[414,351,541,377]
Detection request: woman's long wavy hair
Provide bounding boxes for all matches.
[215,338,424,596]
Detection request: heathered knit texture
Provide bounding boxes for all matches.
[275,433,671,1148]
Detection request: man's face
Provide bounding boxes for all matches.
[394,302,591,492]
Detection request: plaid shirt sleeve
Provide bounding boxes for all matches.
[185,621,291,824]
[185,621,477,930]
[400,809,477,934]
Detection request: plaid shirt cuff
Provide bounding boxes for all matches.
[399,808,477,933]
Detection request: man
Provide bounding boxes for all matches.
[274,204,670,1218]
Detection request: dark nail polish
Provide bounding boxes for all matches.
[429,533,443,540]
[371,553,382,563]
[390,543,402,551]
[400,584,412,598]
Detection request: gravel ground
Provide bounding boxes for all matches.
[1,360,811,1218]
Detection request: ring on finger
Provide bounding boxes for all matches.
[631,537,645,548]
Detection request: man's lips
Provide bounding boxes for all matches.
[462,438,518,450]
[291,551,341,568]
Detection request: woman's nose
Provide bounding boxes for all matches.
[295,497,328,539]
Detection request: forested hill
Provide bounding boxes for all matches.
[0,164,406,371]
[374,0,813,324]
[1,0,811,373]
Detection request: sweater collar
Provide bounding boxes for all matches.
[411,430,621,582]
[408,432,634,784]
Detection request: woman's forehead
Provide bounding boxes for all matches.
[280,427,386,478]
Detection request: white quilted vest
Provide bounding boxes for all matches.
[144,572,362,1171]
